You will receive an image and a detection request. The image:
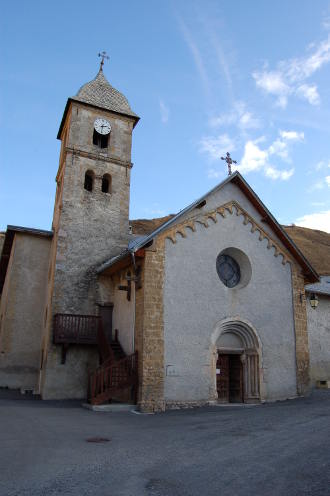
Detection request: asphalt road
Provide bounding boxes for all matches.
[1,390,330,496]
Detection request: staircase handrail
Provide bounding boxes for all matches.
[88,351,138,404]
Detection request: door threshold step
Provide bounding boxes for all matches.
[212,402,259,407]
[82,403,137,412]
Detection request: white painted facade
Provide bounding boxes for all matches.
[307,291,330,384]
[163,183,298,405]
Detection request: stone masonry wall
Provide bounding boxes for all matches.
[291,264,310,395]
[41,102,136,399]
[138,238,166,413]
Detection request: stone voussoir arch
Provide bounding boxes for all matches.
[211,317,262,403]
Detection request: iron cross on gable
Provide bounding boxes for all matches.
[98,51,109,70]
[221,152,237,176]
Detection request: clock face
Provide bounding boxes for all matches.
[94,118,111,135]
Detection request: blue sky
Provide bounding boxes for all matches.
[1,1,330,232]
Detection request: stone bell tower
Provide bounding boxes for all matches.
[40,59,139,398]
[52,60,139,315]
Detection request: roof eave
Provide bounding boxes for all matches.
[230,173,319,283]
[305,288,330,296]
[6,225,53,238]
[96,171,319,282]
[57,98,140,140]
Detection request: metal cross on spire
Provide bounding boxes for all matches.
[98,51,110,70]
[221,152,237,176]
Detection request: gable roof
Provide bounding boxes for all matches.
[305,275,330,296]
[97,172,319,283]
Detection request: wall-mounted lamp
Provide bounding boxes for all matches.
[309,292,319,309]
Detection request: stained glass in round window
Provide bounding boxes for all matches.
[216,254,241,288]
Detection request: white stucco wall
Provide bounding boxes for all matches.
[177,182,286,249]
[163,184,297,404]
[0,233,51,391]
[307,294,330,383]
[112,279,135,355]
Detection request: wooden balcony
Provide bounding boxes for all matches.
[53,313,100,348]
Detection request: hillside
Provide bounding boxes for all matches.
[283,225,330,276]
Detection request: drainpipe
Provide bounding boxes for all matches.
[131,252,136,353]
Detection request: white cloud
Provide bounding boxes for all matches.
[209,112,236,127]
[296,210,330,233]
[159,100,170,123]
[253,35,330,106]
[199,133,235,161]
[177,17,211,101]
[309,179,326,191]
[238,138,294,180]
[276,95,289,109]
[279,130,304,141]
[268,139,290,161]
[267,130,304,161]
[323,16,330,30]
[315,160,330,170]
[207,168,223,179]
[210,101,260,130]
[237,129,304,180]
[240,140,268,173]
[207,27,234,100]
[253,70,289,95]
[296,84,320,105]
[201,128,303,181]
[265,166,294,180]
[309,175,330,191]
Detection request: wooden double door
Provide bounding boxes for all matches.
[216,353,243,403]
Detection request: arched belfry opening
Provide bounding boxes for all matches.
[84,170,94,192]
[213,320,260,404]
[101,174,111,193]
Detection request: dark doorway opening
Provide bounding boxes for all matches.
[98,305,113,342]
[216,353,243,403]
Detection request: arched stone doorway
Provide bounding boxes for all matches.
[212,319,261,403]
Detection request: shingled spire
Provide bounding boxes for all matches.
[74,67,138,119]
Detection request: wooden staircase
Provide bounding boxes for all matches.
[88,352,138,405]
[52,313,138,405]
[89,323,138,405]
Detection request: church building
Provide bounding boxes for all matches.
[0,60,328,412]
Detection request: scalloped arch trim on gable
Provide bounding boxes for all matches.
[162,200,292,266]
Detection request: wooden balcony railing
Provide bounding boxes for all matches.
[53,313,102,363]
[53,313,101,345]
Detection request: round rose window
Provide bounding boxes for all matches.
[216,254,241,288]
